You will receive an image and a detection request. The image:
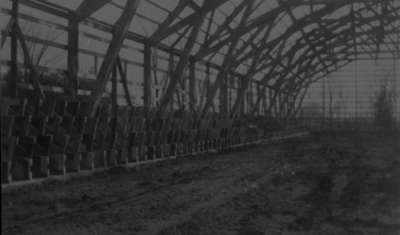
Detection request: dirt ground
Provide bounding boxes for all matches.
[2,133,400,235]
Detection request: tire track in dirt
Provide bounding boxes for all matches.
[142,168,281,235]
[2,145,284,235]
[3,163,225,232]
[150,133,400,235]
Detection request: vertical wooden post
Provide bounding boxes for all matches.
[168,53,175,112]
[354,60,358,122]
[256,83,261,116]
[124,60,127,75]
[143,41,152,116]
[112,65,117,117]
[274,92,279,118]
[280,93,284,118]
[228,75,232,113]
[110,65,118,151]
[322,76,326,122]
[245,79,251,116]
[10,0,19,97]
[90,0,141,116]
[263,87,268,117]
[219,73,228,116]
[279,93,283,118]
[248,82,253,115]
[264,88,269,116]
[94,56,98,75]
[283,94,288,118]
[117,57,132,107]
[158,18,205,114]
[283,93,287,118]
[68,15,79,98]
[287,94,292,118]
[273,91,278,118]
[189,58,196,113]
[204,63,211,114]
[240,77,245,117]
[394,58,398,121]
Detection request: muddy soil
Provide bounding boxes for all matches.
[2,133,400,235]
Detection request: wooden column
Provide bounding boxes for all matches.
[10,0,18,97]
[110,64,118,150]
[219,73,228,116]
[143,42,152,116]
[256,83,262,116]
[158,15,206,114]
[274,91,279,118]
[168,53,175,112]
[204,63,212,113]
[231,75,248,118]
[15,24,44,98]
[189,58,196,113]
[263,87,268,116]
[117,57,132,107]
[90,0,141,116]
[240,77,246,117]
[68,15,79,98]
[94,56,98,75]
[112,65,117,117]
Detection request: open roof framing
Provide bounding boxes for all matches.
[1,0,399,116]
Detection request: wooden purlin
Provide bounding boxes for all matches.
[200,1,256,116]
[143,42,152,116]
[117,57,133,107]
[280,1,331,75]
[150,0,229,43]
[15,24,45,99]
[1,0,398,117]
[254,3,345,76]
[19,0,70,18]
[194,0,346,96]
[67,16,79,98]
[75,0,111,22]
[150,0,189,44]
[271,6,397,93]
[189,59,196,114]
[200,0,249,50]
[363,1,398,56]
[260,0,396,82]
[90,0,141,116]
[10,0,18,98]
[266,2,398,91]
[230,18,280,117]
[157,1,210,114]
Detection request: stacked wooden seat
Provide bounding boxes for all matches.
[1,88,293,185]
